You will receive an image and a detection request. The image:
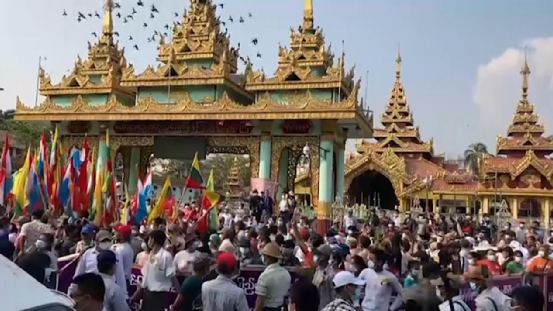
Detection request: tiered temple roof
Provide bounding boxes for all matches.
[495,58,553,157]
[364,50,433,155]
[483,57,553,187]
[244,0,356,96]
[38,0,133,98]
[344,52,477,196]
[120,0,249,98]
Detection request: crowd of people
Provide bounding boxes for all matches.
[0,191,549,311]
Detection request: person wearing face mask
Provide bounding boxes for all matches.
[515,221,527,244]
[70,230,127,296]
[239,237,262,265]
[504,250,524,275]
[112,225,134,283]
[403,261,420,288]
[431,272,470,311]
[289,278,320,311]
[135,236,151,267]
[254,242,291,311]
[174,234,200,274]
[463,264,511,311]
[219,227,236,254]
[477,249,502,276]
[70,272,106,311]
[281,240,300,266]
[76,225,97,254]
[527,245,553,273]
[359,248,403,311]
[312,244,335,310]
[320,271,365,311]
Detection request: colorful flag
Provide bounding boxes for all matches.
[148,176,171,223]
[13,148,31,216]
[0,134,12,206]
[198,169,220,233]
[185,153,204,189]
[121,185,130,225]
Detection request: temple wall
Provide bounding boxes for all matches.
[51,94,109,107]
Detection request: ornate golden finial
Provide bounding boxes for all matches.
[395,44,402,81]
[521,46,530,99]
[303,0,314,29]
[102,0,114,38]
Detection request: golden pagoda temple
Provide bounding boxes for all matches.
[225,157,243,197]
[15,0,373,232]
[479,56,553,225]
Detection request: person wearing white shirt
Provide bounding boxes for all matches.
[432,273,471,311]
[358,248,402,311]
[131,230,180,311]
[70,230,127,296]
[343,210,358,230]
[174,234,200,274]
[97,250,130,311]
[112,225,134,282]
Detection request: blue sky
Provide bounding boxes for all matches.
[1,0,553,157]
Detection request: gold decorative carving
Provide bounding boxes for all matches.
[61,136,100,154]
[206,136,260,179]
[270,136,318,181]
[509,150,553,180]
[520,173,541,187]
[16,83,363,122]
[344,148,406,197]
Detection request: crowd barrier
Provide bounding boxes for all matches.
[56,255,553,311]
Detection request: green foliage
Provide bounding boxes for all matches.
[158,154,251,192]
[0,110,46,148]
[464,142,489,176]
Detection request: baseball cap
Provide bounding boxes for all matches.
[81,224,96,236]
[97,250,117,264]
[96,230,112,242]
[114,225,132,237]
[217,252,237,269]
[333,271,365,288]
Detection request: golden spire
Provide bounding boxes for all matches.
[395,44,402,81]
[303,0,314,29]
[521,46,530,100]
[102,0,114,38]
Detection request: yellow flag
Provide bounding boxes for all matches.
[148,176,171,223]
[121,184,130,225]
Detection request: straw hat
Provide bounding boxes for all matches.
[261,242,282,259]
[462,264,489,281]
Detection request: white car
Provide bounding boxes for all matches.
[0,255,75,310]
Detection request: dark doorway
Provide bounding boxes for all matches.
[347,170,398,209]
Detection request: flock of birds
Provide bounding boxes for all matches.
[61,0,261,66]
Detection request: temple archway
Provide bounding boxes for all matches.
[347,170,398,209]
[520,198,541,218]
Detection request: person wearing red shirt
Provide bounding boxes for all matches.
[477,249,502,276]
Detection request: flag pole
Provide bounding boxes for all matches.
[35,56,42,107]
[337,40,344,101]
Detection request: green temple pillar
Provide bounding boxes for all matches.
[259,135,272,179]
[317,135,334,234]
[98,125,109,167]
[336,143,345,202]
[277,147,289,199]
[127,147,141,195]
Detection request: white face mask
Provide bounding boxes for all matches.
[435,288,444,301]
[277,221,283,226]
[35,240,47,250]
[487,254,497,261]
[514,256,522,263]
[367,260,375,269]
[98,241,112,250]
[538,250,546,257]
[240,247,249,256]
[437,236,444,243]
[141,242,148,251]
[469,258,476,265]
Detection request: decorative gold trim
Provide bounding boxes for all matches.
[16,84,362,121]
[509,150,553,180]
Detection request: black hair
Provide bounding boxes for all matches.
[31,209,45,220]
[149,229,166,246]
[275,234,285,246]
[511,286,544,310]
[359,235,371,249]
[72,273,106,303]
[310,234,325,249]
[289,279,320,311]
[422,261,441,279]
[97,258,116,274]
[153,217,166,226]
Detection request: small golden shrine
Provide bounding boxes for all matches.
[225,157,243,196]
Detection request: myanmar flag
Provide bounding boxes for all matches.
[185,153,204,189]
[199,169,220,233]
[148,176,171,223]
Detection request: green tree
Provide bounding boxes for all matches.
[464,142,489,176]
[0,110,46,148]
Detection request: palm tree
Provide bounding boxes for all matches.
[464,142,489,176]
